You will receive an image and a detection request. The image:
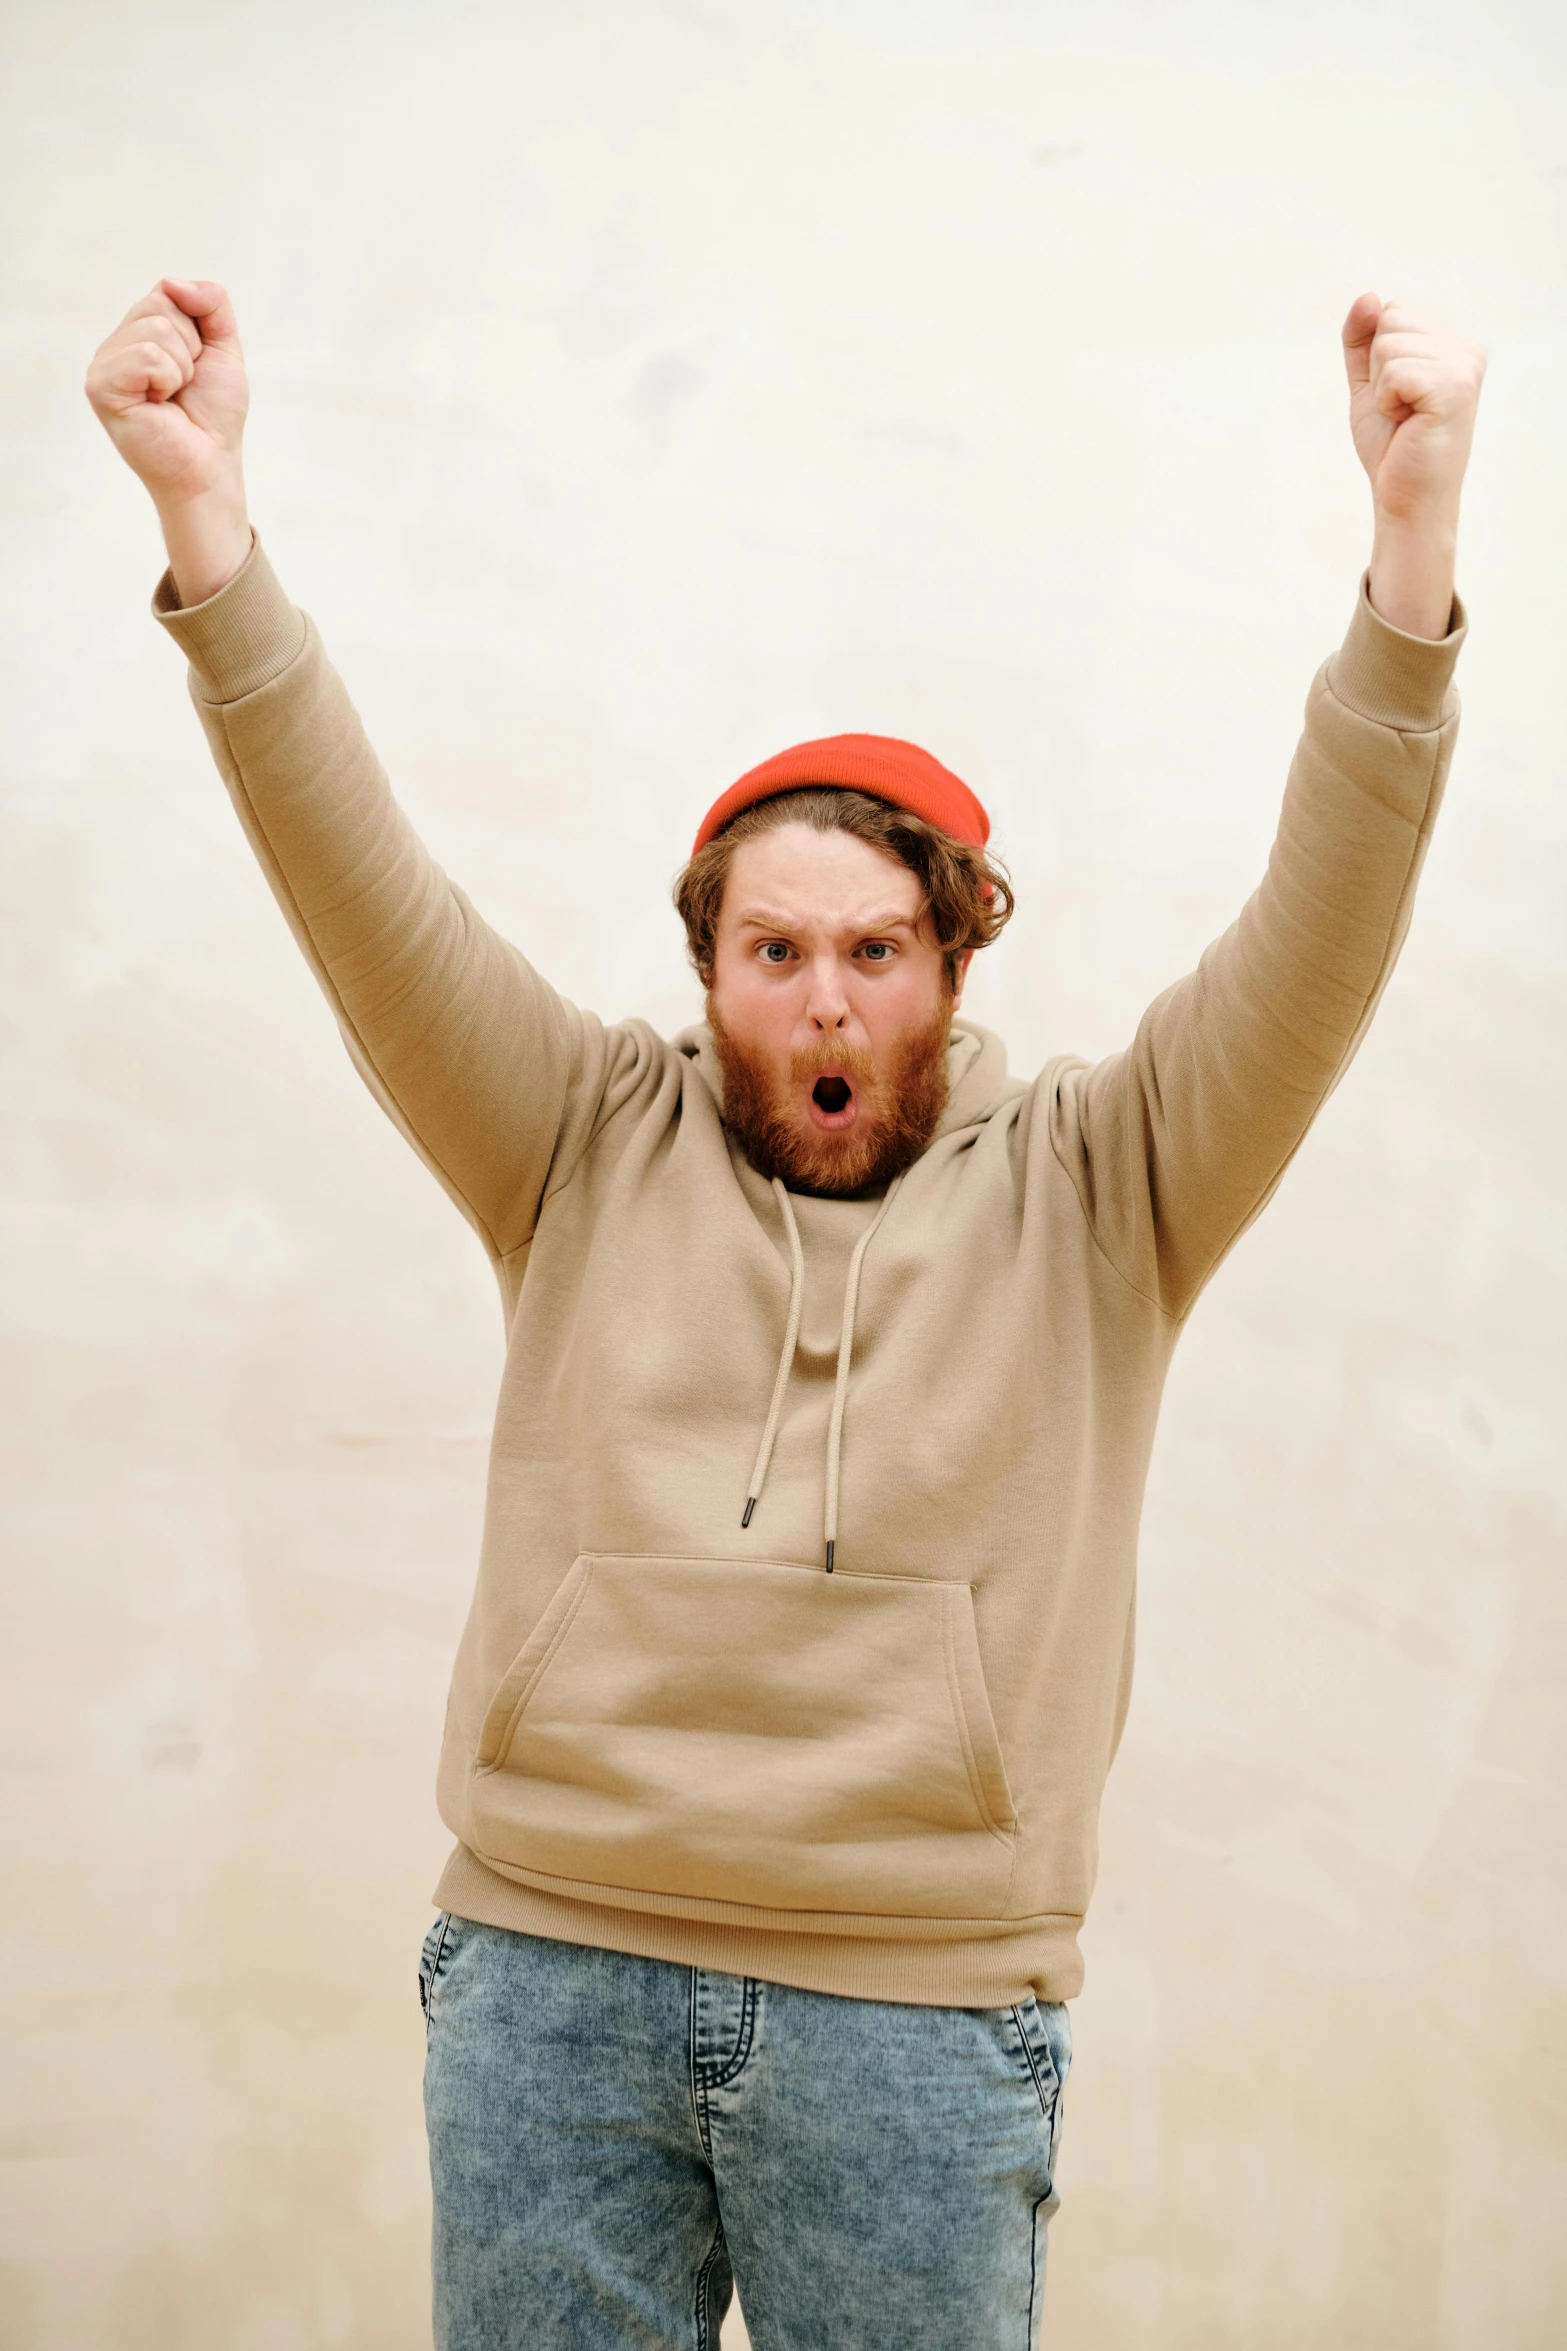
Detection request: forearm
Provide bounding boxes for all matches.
[1367,507,1459,643]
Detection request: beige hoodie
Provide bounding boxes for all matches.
[153,534,1466,2005]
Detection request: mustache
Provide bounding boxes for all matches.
[787,1037,875,1084]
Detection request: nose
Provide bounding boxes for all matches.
[804,951,850,1033]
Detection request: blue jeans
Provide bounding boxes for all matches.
[419,1914,1071,2350]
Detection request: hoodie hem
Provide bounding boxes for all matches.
[431,1841,1085,2007]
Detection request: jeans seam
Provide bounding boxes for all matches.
[1027,2192,1048,2346]
[688,1969,715,2164]
[693,2219,727,2351]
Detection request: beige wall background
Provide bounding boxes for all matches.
[3,2,1565,2344]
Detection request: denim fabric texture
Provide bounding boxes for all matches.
[420,1914,1071,2351]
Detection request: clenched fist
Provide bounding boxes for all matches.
[1342,292,1486,640]
[85,278,253,605]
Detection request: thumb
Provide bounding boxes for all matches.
[1340,290,1382,394]
[162,276,243,357]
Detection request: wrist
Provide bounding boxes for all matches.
[155,471,253,607]
[1371,500,1459,553]
[1368,509,1459,642]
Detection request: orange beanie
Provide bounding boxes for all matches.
[692,732,990,855]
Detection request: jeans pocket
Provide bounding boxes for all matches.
[418,1912,462,2031]
[1016,1995,1072,2094]
[1012,1995,1072,2192]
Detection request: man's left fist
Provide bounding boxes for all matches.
[1342,293,1486,531]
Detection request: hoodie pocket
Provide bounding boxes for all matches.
[467,1553,1018,1921]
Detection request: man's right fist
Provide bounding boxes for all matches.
[85,278,248,511]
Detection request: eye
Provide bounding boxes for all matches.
[859,941,894,962]
[757,940,793,965]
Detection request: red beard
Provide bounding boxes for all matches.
[708,1003,952,1197]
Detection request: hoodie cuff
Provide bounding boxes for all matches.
[151,527,307,703]
[1327,570,1468,733]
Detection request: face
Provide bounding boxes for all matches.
[706,822,961,1196]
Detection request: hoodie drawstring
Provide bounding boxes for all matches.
[741,1171,905,1572]
[822,1173,903,1570]
[741,1178,806,1534]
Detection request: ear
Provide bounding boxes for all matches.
[952,947,974,1009]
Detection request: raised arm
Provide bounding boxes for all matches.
[1048,296,1485,1320]
[86,278,632,1269]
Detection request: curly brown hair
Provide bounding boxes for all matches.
[673,787,1014,993]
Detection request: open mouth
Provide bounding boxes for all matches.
[807,1071,858,1130]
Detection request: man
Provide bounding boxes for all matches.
[86,277,1483,2350]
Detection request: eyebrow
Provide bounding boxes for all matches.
[733,907,920,934]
